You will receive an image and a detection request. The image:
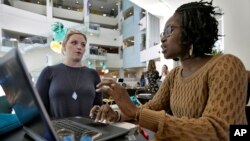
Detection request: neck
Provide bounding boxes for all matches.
[63,60,83,67]
[180,55,211,70]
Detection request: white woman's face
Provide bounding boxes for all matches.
[63,34,86,62]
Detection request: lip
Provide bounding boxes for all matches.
[75,51,82,55]
[161,44,167,52]
[162,49,167,54]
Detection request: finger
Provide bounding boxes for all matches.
[95,106,104,122]
[107,109,116,122]
[89,105,100,118]
[110,83,117,89]
[100,105,109,123]
[96,85,112,93]
[96,79,115,88]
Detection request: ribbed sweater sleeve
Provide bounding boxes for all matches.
[138,54,248,141]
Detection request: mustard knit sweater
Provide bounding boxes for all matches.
[139,54,248,141]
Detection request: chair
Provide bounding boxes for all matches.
[246,82,250,124]
[135,88,153,105]
[0,96,12,113]
[245,70,250,124]
[0,96,21,135]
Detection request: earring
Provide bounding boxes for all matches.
[189,44,193,57]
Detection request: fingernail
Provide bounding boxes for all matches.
[103,119,107,123]
[94,119,98,122]
[96,89,100,92]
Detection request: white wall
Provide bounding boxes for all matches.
[90,14,118,26]
[140,44,161,61]
[12,1,118,26]
[214,0,250,70]
[142,0,250,71]
[0,3,122,78]
[13,0,46,16]
[163,0,250,70]
[0,4,50,36]
[106,53,123,68]
[88,28,121,46]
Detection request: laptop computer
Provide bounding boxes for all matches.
[0,48,129,141]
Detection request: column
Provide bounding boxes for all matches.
[46,0,53,45]
[0,1,2,46]
[0,28,2,46]
[117,1,122,31]
[84,0,90,29]
[92,60,96,70]
[146,12,150,49]
[119,68,124,78]
[46,54,53,66]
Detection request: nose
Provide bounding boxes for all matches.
[161,37,166,49]
[76,44,82,49]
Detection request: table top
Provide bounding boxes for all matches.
[1,117,155,141]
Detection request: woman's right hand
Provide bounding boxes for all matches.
[89,104,118,123]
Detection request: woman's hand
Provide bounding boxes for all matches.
[95,79,137,119]
[89,104,118,123]
[96,78,127,100]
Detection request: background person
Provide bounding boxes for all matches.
[159,64,169,82]
[145,60,160,95]
[90,1,248,141]
[36,29,102,119]
[139,72,146,87]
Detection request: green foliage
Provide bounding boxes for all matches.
[211,49,223,55]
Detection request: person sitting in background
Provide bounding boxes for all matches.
[160,64,169,82]
[139,73,146,87]
[145,60,160,95]
[36,29,102,119]
[90,1,248,141]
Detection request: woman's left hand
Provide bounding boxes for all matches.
[96,79,137,118]
[89,104,117,123]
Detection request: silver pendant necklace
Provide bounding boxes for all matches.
[65,65,82,100]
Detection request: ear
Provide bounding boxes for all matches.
[61,42,66,55]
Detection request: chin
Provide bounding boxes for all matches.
[164,54,171,59]
[74,58,82,62]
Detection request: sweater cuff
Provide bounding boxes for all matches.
[138,108,165,132]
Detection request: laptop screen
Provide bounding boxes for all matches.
[0,48,57,141]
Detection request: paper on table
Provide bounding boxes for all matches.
[112,122,137,130]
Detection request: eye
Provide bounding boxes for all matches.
[81,43,86,48]
[166,26,174,35]
[71,40,77,45]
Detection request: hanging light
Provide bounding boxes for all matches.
[50,22,67,54]
[50,41,62,54]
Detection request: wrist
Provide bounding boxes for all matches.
[134,107,142,121]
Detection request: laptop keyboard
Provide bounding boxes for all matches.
[53,119,91,140]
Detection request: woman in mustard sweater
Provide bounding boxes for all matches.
[90,1,248,141]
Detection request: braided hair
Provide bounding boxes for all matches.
[175,0,223,57]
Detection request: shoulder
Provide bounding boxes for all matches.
[83,67,99,76]
[168,66,181,77]
[84,67,97,73]
[208,54,246,79]
[154,70,159,74]
[212,54,245,69]
[166,66,181,82]
[40,64,63,76]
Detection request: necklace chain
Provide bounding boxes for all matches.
[65,66,82,92]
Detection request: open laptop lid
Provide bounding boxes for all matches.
[1,48,130,141]
[0,48,58,141]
